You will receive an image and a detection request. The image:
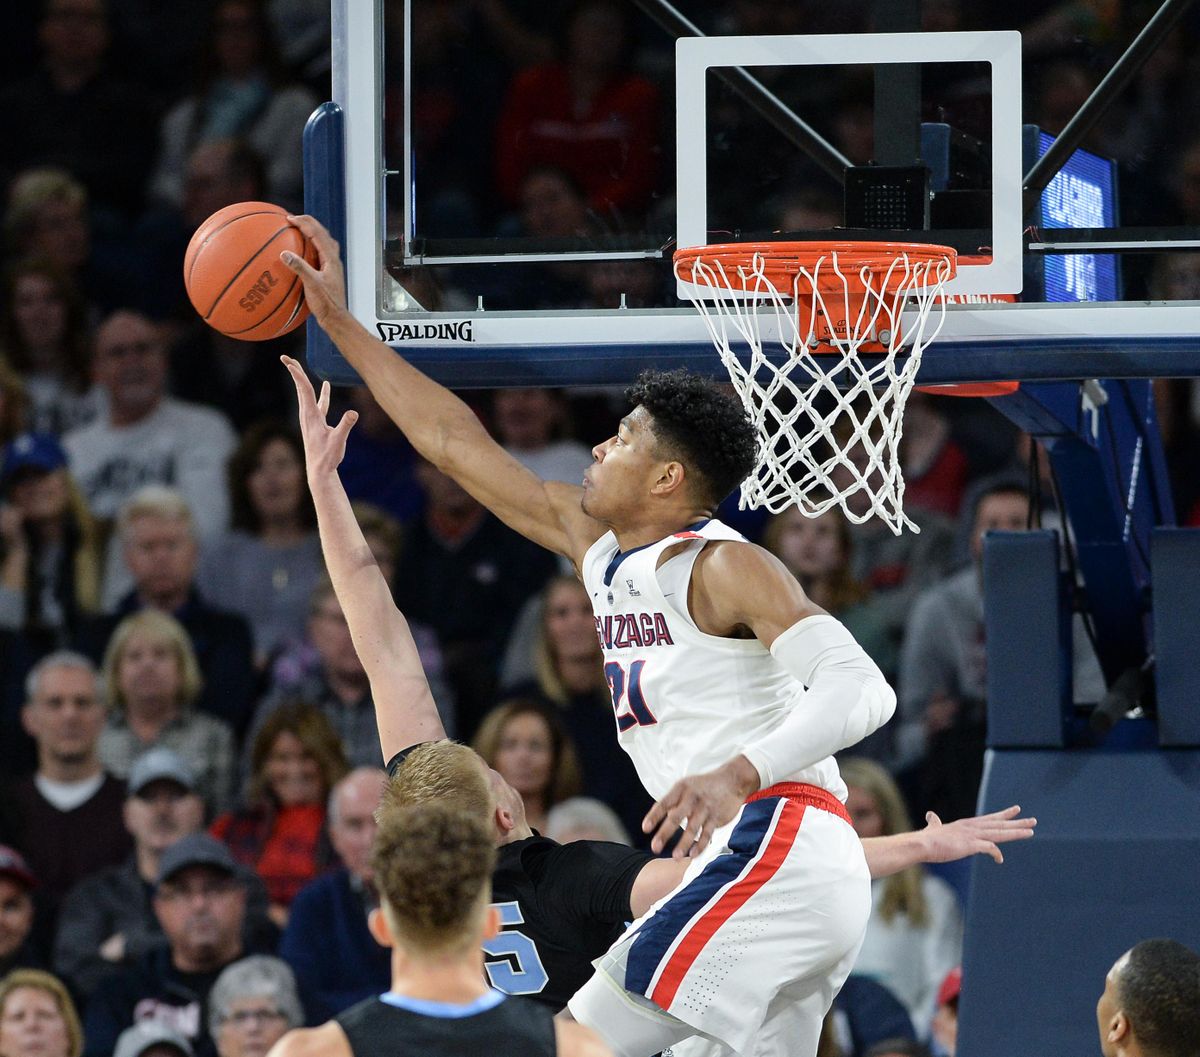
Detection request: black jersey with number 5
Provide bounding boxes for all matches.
[485,834,651,1010]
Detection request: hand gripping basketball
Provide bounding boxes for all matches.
[279,214,348,327]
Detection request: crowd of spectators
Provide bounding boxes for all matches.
[3,3,1200,1057]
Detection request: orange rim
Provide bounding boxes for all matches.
[673,241,958,292]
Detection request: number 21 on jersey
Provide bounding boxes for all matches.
[605,660,657,732]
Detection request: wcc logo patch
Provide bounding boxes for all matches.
[625,579,640,596]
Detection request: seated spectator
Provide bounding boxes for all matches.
[197,423,324,663]
[492,389,592,485]
[898,477,1104,818]
[928,966,959,1057]
[471,698,581,834]
[245,579,381,771]
[0,849,41,977]
[503,574,650,838]
[0,360,30,447]
[53,749,275,999]
[147,0,316,213]
[0,969,83,1057]
[0,259,100,435]
[113,1022,192,1057]
[208,956,302,1057]
[278,769,388,1023]
[0,434,102,649]
[762,507,897,682]
[545,798,630,846]
[212,704,345,926]
[842,758,963,1036]
[97,611,237,816]
[0,0,156,219]
[396,460,557,735]
[0,653,131,948]
[62,311,236,605]
[82,835,271,1057]
[494,0,661,216]
[74,487,255,733]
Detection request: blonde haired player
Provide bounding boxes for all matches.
[280,218,998,1057]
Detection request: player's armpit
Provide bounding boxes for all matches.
[629,858,689,918]
[555,1018,615,1057]
[687,540,825,645]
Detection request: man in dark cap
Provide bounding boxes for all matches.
[82,833,273,1057]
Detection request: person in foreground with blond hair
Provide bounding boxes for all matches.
[266,802,611,1057]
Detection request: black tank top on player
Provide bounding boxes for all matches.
[335,990,556,1057]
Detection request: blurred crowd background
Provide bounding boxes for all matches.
[1,3,1199,1057]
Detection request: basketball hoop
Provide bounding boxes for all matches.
[674,241,956,535]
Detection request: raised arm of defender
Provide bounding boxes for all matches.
[284,355,445,761]
[280,216,605,567]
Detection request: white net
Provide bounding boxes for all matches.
[677,244,955,535]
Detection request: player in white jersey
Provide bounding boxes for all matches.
[281,217,898,1057]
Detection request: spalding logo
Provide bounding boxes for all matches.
[375,320,475,343]
[239,270,279,312]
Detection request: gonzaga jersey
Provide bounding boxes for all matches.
[581,518,846,802]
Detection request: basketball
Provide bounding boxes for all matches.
[184,202,318,341]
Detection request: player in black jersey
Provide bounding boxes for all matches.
[267,801,610,1057]
[283,359,1036,1012]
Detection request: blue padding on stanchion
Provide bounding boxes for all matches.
[959,749,1200,1057]
[983,531,1069,748]
[1151,528,1200,747]
[302,102,346,379]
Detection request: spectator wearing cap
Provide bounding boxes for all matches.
[208,957,302,1057]
[0,652,130,950]
[113,1021,192,1057]
[74,487,255,735]
[0,434,102,646]
[929,966,960,1057]
[53,749,275,999]
[82,834,272,1057]
[0,848,42,977]
[0,968,83,1057]
[278,770,388,1023]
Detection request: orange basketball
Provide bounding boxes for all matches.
[184,202,319,341]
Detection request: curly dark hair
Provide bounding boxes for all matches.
[371,803,497,952]
[625,369,758,508]
[227,420,317,534]
[1119,939,1200,1057]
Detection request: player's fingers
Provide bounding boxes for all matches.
[280,249,320,281]
[651,802,691,855]
[317,380,331,417]
[280,356,318,414]
[925,811,942,828]
[982,840,1003,864]
[286,214,340,264]
[334,409,359,440]
[642,798,669,835]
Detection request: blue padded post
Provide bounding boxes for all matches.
[983,531,1070,747]
[302,102,346,379]
[958,749,1200,1057]
[1151,528,1200,747]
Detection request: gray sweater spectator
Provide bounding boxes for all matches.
[61,311,235,609]
[53,748,274,998]
[96,611,236,816]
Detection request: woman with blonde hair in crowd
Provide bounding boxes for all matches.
[472,698,582,834]
[505,573,652,840]
[212,703,346,927]
[0,434,101,647]
[840,757,963,1035]
[98,610,236,816]
[0,259,99,435]
[0,969,82,1057]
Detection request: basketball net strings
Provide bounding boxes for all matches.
[683,250,953,535]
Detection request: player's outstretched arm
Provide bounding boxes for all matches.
[283,355,444,761]
[644,542,896,856]
[280,216,605,566]
[861,805,1037,876]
